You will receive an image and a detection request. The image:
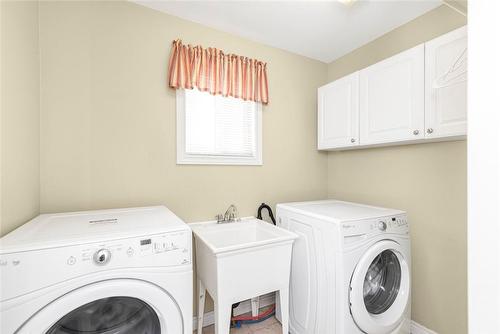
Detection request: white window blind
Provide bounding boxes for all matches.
[177,88,262,165]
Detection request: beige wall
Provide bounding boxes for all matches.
[0,1,40,236]
[38,0,327,223]
[37,0,328,311]
[327,5,467,334]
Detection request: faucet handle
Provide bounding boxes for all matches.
[215,214,224,223]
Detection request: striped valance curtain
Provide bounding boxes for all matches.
[168,39,269,105]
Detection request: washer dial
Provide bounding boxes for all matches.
[93,249,111,265]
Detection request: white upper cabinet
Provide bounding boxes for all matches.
[425,26,467,139]
[359,45,425,145]
[317,72,359,149]
[317,26,467,151]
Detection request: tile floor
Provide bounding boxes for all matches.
[196,316,282,334]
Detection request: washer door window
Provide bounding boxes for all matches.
[45,297,160,334]
[349,240,410,334]
[18,279,183,334]
[363,250,401,315]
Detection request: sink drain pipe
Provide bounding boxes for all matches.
[231,305,276,328]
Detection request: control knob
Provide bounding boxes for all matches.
[378,221,387,231]
[93,249,111,265]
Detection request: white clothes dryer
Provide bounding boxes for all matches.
[0,206,193,334]
[276,200,411,334]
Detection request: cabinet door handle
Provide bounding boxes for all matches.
[350,138,356,143]
[426,128,434,134]
[413,130,420,136]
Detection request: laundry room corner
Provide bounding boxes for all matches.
[326,5,468,334]
[0,0,41,236]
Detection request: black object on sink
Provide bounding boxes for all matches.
[257,203,276,225]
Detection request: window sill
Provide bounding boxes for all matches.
[177,155,263,166]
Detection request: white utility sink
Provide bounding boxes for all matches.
[192,217,296,254]
[191,217,297,334]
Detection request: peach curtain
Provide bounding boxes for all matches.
[168,39,269,105]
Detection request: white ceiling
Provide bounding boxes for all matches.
[134,0,443,63]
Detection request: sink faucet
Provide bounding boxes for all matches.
[216,204,240,223]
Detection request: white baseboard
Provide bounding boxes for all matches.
[411,321,438,334]
[193,292,276,329]
[194,300,436,334]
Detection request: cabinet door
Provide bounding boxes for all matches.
[425,26,467,138]
[317,72,359,149]
[359,45,425,145]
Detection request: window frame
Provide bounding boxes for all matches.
[176,89,263,165]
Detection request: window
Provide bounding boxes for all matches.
[176,88,262,165]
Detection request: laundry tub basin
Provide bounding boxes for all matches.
[191,217,297,334]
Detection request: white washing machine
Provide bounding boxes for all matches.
[0,206,193,334]
[276,200,411,334]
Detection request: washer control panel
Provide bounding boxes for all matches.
[342,214,409,238]
[138,233,186,256]
[76,230,191,266]
[0,228,192,301]
[371,216,408,231]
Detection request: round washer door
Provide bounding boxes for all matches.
[18,279,184,334]
[349,240,410,334]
